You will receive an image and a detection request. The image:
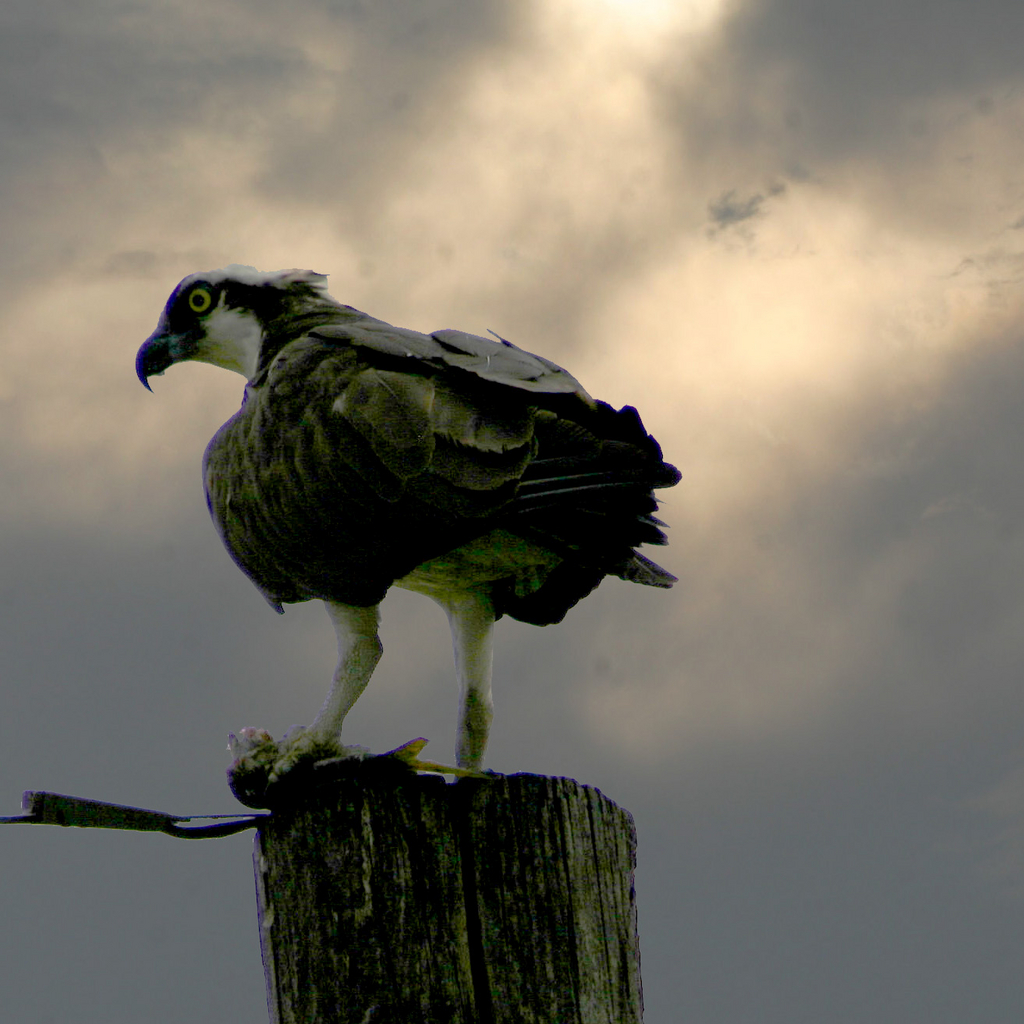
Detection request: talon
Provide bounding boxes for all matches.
[380,737,490,778]
[226,727,355,807]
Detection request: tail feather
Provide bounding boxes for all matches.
[494,399,680,621]
[620,551,678,588]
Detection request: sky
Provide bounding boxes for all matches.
[2,0,1024,1020]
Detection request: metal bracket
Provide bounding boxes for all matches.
[0,791,267,839]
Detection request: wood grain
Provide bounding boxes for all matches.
[254,765,642,1023]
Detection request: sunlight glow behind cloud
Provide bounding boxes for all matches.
[575,0,729,34]
[1,0,1022,764]
[3,0,1021,558]
[5,5,1024,1017]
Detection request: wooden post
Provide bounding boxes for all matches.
[253,763,643,1023]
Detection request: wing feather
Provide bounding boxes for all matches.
[311,319,590,400]
[206,315,679,620]
[332,369,435,479]
[429,328,588,396]
[430,379,534,452]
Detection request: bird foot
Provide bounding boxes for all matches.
[226,726,365,807]
[226,729,486,808]
[375,737,489,779]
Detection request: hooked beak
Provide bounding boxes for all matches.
[136,326,199,391]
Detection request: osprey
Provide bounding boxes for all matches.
[137,266,679,785]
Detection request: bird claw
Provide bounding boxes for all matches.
[378,737,489,778]
[226,725,363,807]
[226,730,487,808]
[269,725,371,782]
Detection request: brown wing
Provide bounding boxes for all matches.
[311,319,591,398]
[203,327,679,623]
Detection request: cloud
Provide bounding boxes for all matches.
[964,766,1024,900]
[731,0,1024,109]
[4,1,1024,1021]
[651,0,1024,251]
[707,182,786,234]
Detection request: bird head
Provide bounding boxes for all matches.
[136,265,333,389]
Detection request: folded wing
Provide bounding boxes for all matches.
[205,314,679,623]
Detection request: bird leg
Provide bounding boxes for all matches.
[310,601,384,741]
[227,602,383,801]
[273,601,381,771]
[435,589,496,771]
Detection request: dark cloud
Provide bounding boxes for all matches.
[707,181,785,232]
[601,326,1024,1020]
[655,0,1024,224]
[0,2,290,163]
[0,0,518,293]
[734,0,1024,107]
[1,0,512,170]
[6,322,1024,1022]
[250,0,518,207]
[708,188,768,227]
[3,0,1024,1020]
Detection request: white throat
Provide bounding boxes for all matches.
[197,306,264,380]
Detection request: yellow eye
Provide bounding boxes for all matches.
[188,287,213,313]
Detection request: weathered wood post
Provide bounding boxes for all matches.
[253,762,643,1023]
